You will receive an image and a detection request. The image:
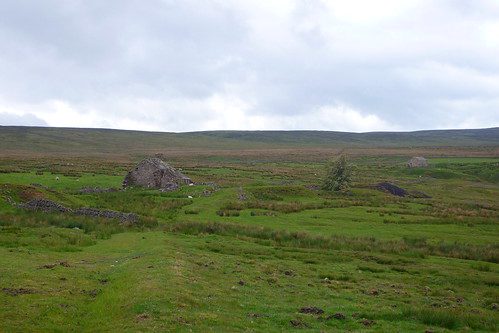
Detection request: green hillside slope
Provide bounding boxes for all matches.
[0,126,497,155]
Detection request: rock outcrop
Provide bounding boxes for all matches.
[123,157,192,191]
[407,156,428,168]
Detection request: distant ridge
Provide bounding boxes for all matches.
[0,126,498,156]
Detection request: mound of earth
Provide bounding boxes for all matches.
[375,182,408,197]
[123,157,192,191]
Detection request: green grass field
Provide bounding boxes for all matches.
[0,128,498,332]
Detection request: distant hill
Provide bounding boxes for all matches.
[0,126,498,156]
[189,128,499,146]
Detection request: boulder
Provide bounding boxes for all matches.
[407,156,428,168]
[123,157,192,190]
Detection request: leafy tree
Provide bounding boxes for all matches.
[322,154,351,192]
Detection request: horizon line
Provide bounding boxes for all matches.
[1,125,498,135]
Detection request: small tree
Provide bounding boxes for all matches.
[322,154,351,192]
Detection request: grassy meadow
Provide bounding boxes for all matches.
[0,128,498,332]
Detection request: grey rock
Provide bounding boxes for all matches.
[74,207,138,224]
[19,199,72,213]
[407,156,429,168]
[123,157,192,191]
[20,199,138,224]
[238,186,247,201]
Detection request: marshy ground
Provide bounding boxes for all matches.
[0,152,498,332]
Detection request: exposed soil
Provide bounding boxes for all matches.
[327,312,346,320]
[39,261,70,269]
[248,313,267,318]
[305,185,321,191]
[19,187,45,201]
[82,289,100,298]
[2,287,36,296]
[290,319,309,328]
[299,307,324,315]
[136,313,151,322]
[360,318,375,327]
[374,182,408,197]
[374,182,431,198]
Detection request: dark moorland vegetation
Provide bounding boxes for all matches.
[0,126,498,332]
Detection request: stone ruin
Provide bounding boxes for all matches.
[407,156,428,168]
[123,157,192,191]
[20,199,71,213]
[19,199,138,224]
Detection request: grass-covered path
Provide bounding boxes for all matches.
[1,230,497,332]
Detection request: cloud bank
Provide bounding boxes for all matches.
[0,0,498,132]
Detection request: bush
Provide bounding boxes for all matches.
[322,154,352,192]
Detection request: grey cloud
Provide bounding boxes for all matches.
[0,0,498,131]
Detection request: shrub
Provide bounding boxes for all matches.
[322,154,352,192]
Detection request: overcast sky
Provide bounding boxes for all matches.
[0,0,498,132]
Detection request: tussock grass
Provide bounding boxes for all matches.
[357,306,497,331]
[0,152,498,332]
[168,221,499,262]
[221,198,364,214]
[471,262,492,271]
[84,192,190,217]
[0,225,96,251]
[357,264,385,273]
[184,208,200,215]
[402,307,498,330]
[249,185,310,201]
[0,211,158,239]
